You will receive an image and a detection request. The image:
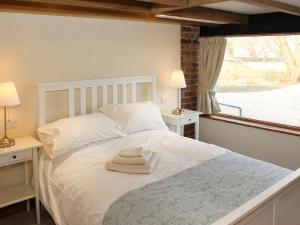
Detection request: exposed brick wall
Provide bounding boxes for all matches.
[181,25,200,138]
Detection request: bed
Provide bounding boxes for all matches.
[37,76,300,225]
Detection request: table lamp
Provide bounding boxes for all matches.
[170,70,186,115]
[0,81,20,148]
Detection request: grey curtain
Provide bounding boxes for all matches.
[197,37,227,114]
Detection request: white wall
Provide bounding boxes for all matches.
[200,117,300,170]
[0,12,180,189]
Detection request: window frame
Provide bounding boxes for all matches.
[200,113,300,137]
[213,36,300,133]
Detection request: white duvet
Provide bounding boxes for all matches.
[39,130,228,225]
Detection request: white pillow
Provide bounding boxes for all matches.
[100,102,168,134]
[37,113,126,159]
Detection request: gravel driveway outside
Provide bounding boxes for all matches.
[216,84,300,127]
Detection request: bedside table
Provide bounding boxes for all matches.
[0,136,42,224]
[162,109,201,140]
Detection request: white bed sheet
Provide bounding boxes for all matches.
[39,130,228,225]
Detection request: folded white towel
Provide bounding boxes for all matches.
[119,147,144,158]
[105,152,159,174]
[112,150,152,165]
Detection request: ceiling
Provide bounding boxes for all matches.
[277,0,300,8]
[204,1,274,15]
[0,0,300,26]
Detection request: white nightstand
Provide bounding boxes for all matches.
[162,109,201,140]
[0,136,42,224]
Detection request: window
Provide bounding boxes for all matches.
[215,36,300,128]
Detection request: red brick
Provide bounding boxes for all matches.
[181,25,200,138]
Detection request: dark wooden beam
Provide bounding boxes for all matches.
[0,0,213,26]
[0,0,235,25]
[151,4,181,13]
[136,0,187,7]
[161,6,248,24]
[233,0,300,16]
[15,0,152,13]
[200,12,300,36]
[188,0,229,6]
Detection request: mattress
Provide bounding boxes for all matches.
[39,130,227,225]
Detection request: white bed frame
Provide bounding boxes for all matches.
[38,76,300,225]
[38,75,156,126]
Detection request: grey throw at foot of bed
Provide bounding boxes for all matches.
[103,152,291,225]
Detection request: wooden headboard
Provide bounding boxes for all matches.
[38,76,156,126]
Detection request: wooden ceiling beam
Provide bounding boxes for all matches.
[15,0,152,13]
[188,0,229,6]
[151,4,181,13]
[233,0,300,16]
[201,13,300,36]
[136,0,187,7]
[0,0,241,25]
[159,6,248,24]
[0,0,216,26]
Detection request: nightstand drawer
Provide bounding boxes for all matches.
[0,150,32,166]
[181,116,198,125]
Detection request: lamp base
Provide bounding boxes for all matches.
[172,108,184,115]
[0,137,15,148]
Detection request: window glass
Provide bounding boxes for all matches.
[216,36,300,127]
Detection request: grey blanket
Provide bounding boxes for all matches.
[103,152,291,225]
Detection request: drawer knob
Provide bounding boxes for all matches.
[189,119,192,121]
[12,155,16,159]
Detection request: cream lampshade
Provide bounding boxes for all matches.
[170,70,186,89]
[170,70,186,115]
[0,81,20,148]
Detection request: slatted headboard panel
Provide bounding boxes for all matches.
[38,76,156,126]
